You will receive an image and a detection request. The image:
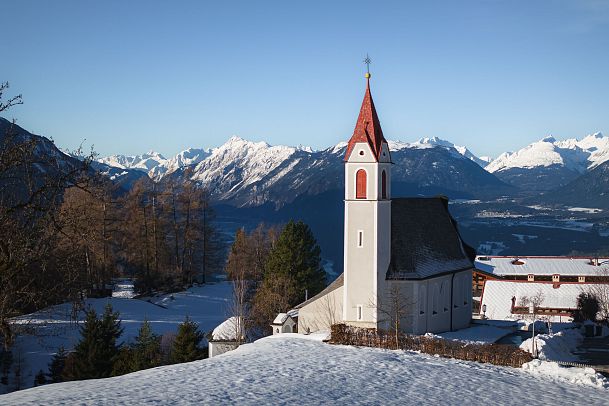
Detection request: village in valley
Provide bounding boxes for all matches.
[2,2,609,404]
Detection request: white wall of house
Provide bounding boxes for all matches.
[299,286,344,333]
[208,341,240,358]
[377,270,472,335]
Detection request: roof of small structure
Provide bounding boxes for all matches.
[386,197,475,280]
[344,77,388,162]
[272,313,289,325]
[475,256,609,277]
[211,316,243,341]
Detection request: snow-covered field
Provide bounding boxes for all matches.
[2,333,607,405]
[2,282,232,394]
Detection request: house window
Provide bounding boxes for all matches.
[356,169,367,199]
[381,170,387,199]
[357,230,363,247]
[357,305,363,321]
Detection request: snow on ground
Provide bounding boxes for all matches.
[568,207,603,214]
[520,328,583,362]
[2,334,607,405]
[2,282,232,394]
[517,327,609,389]
[112,279,137,299]
[434,324,512,344]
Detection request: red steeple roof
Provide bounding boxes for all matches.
[345,77,387,161]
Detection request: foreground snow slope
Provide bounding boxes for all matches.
[2,334,607,405]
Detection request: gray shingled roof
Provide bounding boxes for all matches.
[386,197,474,280]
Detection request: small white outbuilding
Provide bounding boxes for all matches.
[208,316,244,358]
[270,312,297,335]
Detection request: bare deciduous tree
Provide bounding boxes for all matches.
[372,283,415,349]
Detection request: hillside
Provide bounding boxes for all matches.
[2,334,607,405]
[539,160,609,209]
[0,117,147,193]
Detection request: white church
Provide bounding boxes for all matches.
[293,73,475,335]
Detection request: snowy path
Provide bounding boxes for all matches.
[2,334,607,405]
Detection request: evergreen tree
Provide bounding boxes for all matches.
[47,346,67,383]
[111,347,136,376]
[132,320,162,370]
[265,220,326,306]
[67,305,123,380]
[34,369,46,386]
[573,292,600,322]
[170,317,205,364]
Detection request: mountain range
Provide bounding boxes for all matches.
[3,115,609,210]
[3,116,609,268]
[98,131,609,208]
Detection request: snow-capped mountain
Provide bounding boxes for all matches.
[99,151,169,179]
[401,136,490,167]
[485,132,608,191]
[161,136,511,208]
[99,147,212,180]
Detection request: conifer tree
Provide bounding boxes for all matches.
[47,346,67,383]
[132,320,162,370]
[110,347,136,376]
[67,305,123,380]
[170,317,205,364]
[265,220,326,306]
[34,369,46,386]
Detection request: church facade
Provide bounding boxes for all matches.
[296,73,474,334]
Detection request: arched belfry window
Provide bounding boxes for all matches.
[356,169,367,199]
[381,170,387,199]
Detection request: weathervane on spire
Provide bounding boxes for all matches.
[363,54,372,79]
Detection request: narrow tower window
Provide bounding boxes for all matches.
[356,169,367,199]
[357,305,363,321]
[381,170,387,199]
[357,230,363,247]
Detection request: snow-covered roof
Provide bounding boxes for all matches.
[475,256,609,277]
[480,280,605,320]
[211,316,243,341]
[272,313,289,325]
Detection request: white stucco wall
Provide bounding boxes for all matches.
[298,286,344,333]
[208,341,240,358]
[343,141,391,328]
[380,270,473,335]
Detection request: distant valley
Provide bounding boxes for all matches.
[3,116,609,272]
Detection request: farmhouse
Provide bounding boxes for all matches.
[295,72,475,335]
[476,256,609,321]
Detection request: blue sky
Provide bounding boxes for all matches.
[1,0,609,159]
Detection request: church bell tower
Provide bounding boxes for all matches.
[343,67,392,327]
